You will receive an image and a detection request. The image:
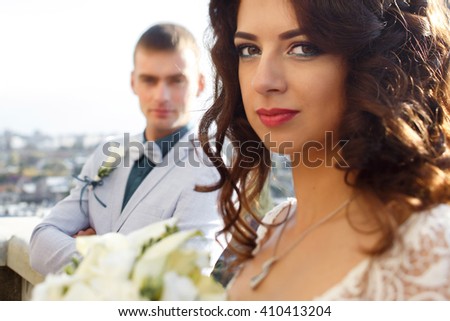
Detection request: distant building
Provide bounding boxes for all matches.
[17,176,71,204]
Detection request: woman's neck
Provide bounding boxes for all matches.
[291,163,355,227]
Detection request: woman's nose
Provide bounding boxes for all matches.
[251,55,287,95]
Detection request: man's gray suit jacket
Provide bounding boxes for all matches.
[29,130,222,275]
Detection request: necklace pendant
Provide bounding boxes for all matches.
[250,257,277,290]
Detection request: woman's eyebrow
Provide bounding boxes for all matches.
[234,31,257,41]
[235,28,305,41]
[279,29,305,40]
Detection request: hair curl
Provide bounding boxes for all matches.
[198,0,450,263]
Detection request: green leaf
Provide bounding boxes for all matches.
[140,277,163,300]
[64,257,80,275]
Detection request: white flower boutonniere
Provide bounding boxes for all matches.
[75,145,125,215]
[94,145,125,181]
[32,218,226,301]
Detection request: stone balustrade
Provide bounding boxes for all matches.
[0,217,44,300]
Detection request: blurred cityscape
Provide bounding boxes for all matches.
[0,129,294,218]
[0,130,115,218]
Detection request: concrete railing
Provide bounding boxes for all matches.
[0,217,44,301]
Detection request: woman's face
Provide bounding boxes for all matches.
[235,0,348,158]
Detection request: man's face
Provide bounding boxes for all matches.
[131,48,204,141]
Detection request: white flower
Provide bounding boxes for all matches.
[131,229,201,286]
[75,233,136,279]
[32,218,226,301]
[76,231,129,256]
[62,282,101,300]
[127,217,178,248]
[64,277,141,301]
[161,272,198,300]
[32,273,81,300]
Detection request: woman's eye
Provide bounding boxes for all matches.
[237,45,261,58]
[289,43,321,57]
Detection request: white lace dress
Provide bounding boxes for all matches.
[244,199,450,300]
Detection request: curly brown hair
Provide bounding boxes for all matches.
[198,0,450,263]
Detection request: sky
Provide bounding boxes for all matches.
[0,0,213,136]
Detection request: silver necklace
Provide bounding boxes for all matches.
[250,198,351,290]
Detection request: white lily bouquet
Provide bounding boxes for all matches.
[32,218,226,300]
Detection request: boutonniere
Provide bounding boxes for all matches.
[94,146,124,181]
[74,145,125,215]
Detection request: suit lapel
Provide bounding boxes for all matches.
[107,164,133,229]
[96,133,142,230]
[113,131,196,232]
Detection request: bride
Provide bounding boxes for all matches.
[199,0,450,300]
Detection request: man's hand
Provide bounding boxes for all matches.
[73,228,96,238]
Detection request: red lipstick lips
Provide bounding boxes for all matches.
[256,108,299,127]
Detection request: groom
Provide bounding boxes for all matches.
[30,23,222,275]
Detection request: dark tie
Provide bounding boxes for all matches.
[121,155,155,211]
[121,125,190,211]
